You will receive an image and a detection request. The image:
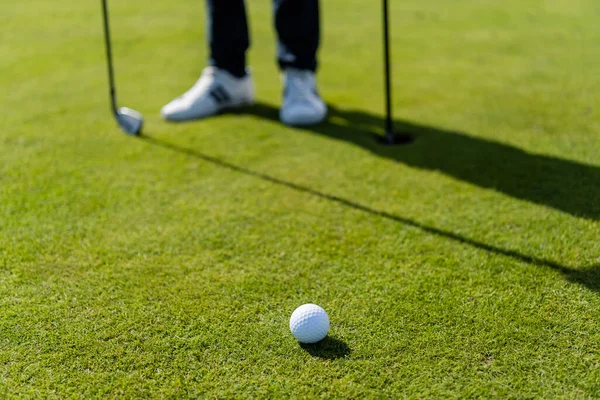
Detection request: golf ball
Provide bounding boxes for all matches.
[289,304,330,344]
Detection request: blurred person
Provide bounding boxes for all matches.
[161,0,326,126]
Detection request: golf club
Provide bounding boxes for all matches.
[101,0,143,136]
[380,0,412,145]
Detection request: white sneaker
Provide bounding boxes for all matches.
[280,68,327,126]
[161,67,255,122]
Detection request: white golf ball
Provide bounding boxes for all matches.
[289,304,330,344]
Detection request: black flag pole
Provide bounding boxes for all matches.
[380,0,413,145]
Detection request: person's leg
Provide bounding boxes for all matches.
[274,0,325,126]
[273,0,320,72]
[161,0,254,122]
[207,0,250,77]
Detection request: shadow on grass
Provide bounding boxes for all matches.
[243,102,600,221]
[141,136,600,293]
[300,337,351,360]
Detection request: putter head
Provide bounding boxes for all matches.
[116,107,143,136]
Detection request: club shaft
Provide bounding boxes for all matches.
[383,0,393,134]
[101,0,118,114]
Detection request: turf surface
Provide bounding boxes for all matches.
[2,0,600,397]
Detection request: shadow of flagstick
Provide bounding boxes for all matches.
[242,102,600,221]
[140,135,600,293]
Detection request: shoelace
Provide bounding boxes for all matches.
[285,70,316,100]
[181,68,218,100]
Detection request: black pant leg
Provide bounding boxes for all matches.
[206,0,250,77]
[273,0,320,72]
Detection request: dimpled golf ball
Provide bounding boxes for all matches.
[289,304,330,344]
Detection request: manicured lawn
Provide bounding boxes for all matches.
[1,0,599,397]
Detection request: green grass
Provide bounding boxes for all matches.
[1,0,600,397]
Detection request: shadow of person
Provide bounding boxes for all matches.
[244,102,600,221]
[300,337,351,360]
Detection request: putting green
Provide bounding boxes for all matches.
[1,0,599,397]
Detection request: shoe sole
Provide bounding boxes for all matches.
[162,98,255,122]
[280,111,327,127]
